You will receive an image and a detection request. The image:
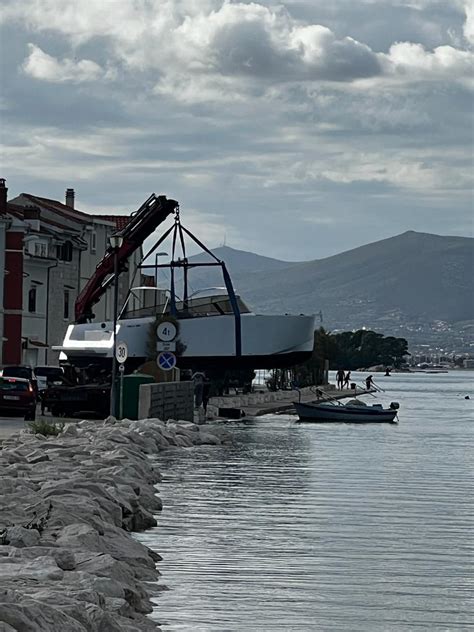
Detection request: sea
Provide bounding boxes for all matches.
[137,370,474,631]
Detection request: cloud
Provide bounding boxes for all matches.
[22,44,107,83]
[384,41,473,81]
[463,0,474,43]
[1,0,472,93]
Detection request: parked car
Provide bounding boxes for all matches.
[0,365,38,395]
[0,376,36,420]
[33,366,65,392]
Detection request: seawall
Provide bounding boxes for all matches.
[0,417,227,631]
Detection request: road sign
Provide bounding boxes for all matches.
[156,321,177,342]
[157,351,177,371]
[157,341,176,352]
[116,342,128,363]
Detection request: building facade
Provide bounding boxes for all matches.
[0,180,146,367]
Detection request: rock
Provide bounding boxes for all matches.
[54,549,76,571]
[4,526,40,548]
[0,407,225,631]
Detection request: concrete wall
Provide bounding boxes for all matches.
[138,381,194,422]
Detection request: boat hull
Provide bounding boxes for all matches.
[55,313,316,371]
[294,401,398,423]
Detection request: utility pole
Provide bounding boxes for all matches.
[109,235,123,417]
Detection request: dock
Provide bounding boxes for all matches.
[207,385,373,419]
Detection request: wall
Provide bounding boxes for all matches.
[138,381,194,421]
[46,247,82,364]
[0,219,6,364]
[3,230,24,364]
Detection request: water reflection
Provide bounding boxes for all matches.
[137,372,473,631]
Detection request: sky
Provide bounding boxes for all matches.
[0,0,473,261]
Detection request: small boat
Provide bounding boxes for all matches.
[294,399,399,423]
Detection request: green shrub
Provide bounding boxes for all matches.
[28,420,65,436]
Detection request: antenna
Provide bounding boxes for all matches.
[319,310,323,323]
[223,231,227,247]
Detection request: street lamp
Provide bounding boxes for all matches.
[154,251,168,287]
[109,234,124,417]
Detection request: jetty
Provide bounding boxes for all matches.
[207,384,373,419]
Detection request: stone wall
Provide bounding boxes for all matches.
[138,381,194,422]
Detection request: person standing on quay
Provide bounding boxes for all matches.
[343,371,351,389]
[336,368,345,389]
[365,375,374,391]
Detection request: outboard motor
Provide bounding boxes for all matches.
[390,402,400,410]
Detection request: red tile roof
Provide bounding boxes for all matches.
[141,274,156,287]
[93,215,131,230]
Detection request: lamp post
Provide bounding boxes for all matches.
[109,234,124,417]
[154,251,168,286]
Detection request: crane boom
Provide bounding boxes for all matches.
[75,194,178,323]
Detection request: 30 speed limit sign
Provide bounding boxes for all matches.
[115,342,128,363]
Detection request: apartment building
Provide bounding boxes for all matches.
[0,179,145,366]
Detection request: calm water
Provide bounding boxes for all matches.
[138,371,474,631]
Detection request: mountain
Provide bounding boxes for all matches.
[184,232,474,344]
[178,245,300,295]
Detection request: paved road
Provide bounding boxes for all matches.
[0,414,31,440]
[0,406,97,441]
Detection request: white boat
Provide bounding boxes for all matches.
[56,291,316,371]
[55,204,316,373]
[294,399,399,423]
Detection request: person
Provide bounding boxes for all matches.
[365,375,374,390]
[343,371,351,389]
[192,371,205,408]
[202,377,211,415]
[336,368,345,389]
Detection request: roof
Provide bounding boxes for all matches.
[22,194,91,224]
[141,274,156,287]
[93,215,131,230]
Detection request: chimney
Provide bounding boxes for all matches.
[0,178,7,215]
[65,188,75,209]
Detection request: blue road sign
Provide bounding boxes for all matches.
[157,351,177,371]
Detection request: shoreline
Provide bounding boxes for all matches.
[0,416,227,631]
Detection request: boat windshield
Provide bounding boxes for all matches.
[122,291,251,319]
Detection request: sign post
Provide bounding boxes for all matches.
[115,342,128,420]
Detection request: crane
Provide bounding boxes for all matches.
[75,194,178,323]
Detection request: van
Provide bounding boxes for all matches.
[33,366,65,392]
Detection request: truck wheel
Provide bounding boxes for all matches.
[25,410,36,421]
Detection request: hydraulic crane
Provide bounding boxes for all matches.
[75,194,178,323]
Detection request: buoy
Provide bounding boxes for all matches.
[465,395,470,400]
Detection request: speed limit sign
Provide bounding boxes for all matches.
[115,342,128,363]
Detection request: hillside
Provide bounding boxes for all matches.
[183,232,474,344]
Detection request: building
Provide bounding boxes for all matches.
[0,179,147,367]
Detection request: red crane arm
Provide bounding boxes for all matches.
[75,194,178,323]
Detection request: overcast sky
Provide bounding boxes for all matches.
[1,0,473,261]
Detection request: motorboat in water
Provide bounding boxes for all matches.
[55,204,316,372]
[294,398,400,423]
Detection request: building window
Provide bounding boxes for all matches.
[63,290,70,320]
[34,242,47,257]
[28,287,37,313]
[91,232,97,253]
[56,240,73,262]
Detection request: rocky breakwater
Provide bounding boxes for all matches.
[0,417,227,631]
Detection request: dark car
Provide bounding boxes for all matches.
[0,366,38,396]
[0,376,37,420]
